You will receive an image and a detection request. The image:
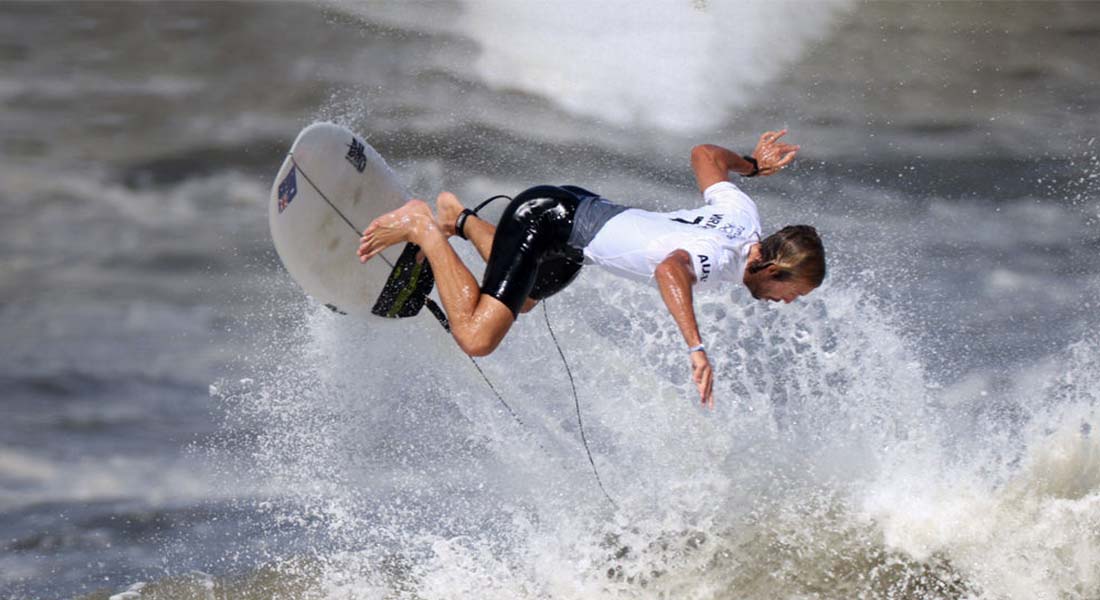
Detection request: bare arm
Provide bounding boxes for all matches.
[655,249,714,408]
[690,129,801,193]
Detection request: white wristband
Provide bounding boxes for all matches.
[688,344,705,354]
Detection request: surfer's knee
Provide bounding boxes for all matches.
[456,333,501,357]
[450,319,494,356]
[450,296,515,356]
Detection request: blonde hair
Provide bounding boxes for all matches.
[748,225,826,286]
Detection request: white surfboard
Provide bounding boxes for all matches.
[268,122,433,318]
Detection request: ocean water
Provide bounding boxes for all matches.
[1,1,1099,598]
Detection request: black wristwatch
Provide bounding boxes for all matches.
[741,155,760,177]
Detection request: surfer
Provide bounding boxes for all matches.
[358,130,823,407]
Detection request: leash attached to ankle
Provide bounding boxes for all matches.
[455,209,477,240]
[453,194,514,240]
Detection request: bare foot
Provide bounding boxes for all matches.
[435,191,466,238]
[357,199,435,263]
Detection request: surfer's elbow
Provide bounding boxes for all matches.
[656,250,694,283]
[691,144,724,169]
[691,144,713,159]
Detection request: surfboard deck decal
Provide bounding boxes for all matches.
[277,166,297,213]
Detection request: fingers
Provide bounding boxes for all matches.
[758,146,799,177]
[759,129,789,143]
[753,130,798,177]
[694,363,714,409]
[775,149,798,167]
[702,369,714,409]
[758,130,795,155]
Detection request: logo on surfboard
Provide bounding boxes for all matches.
[277,166,298,213]
[346,137,368,173]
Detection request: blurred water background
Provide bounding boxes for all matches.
[1,1,1099,598]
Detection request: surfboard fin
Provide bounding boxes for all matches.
[371,243,436,319]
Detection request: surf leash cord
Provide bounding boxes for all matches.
[448,192,620,510]
[420,297,525,426]
[289,157,526,425]
[542,301,619,509]
[289,167,616,510]
[450,193,619,509]
[456,194,512,240]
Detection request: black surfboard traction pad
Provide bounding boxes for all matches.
[370,242,436,319]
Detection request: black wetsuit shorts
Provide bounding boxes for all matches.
[480,185,595,316]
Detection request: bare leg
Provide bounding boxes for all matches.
[358,200,515,356]
[436,191,494,260]
[435,192,539,313]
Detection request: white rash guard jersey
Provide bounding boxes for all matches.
[582,181,762,288]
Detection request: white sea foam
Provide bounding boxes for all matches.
[224,264,1100,597]
[863,339,1100,598]
[458,0,853,132]
[328,0,852,134]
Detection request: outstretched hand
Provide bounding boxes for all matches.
[751,129,799,176]
[691,350,714,409]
